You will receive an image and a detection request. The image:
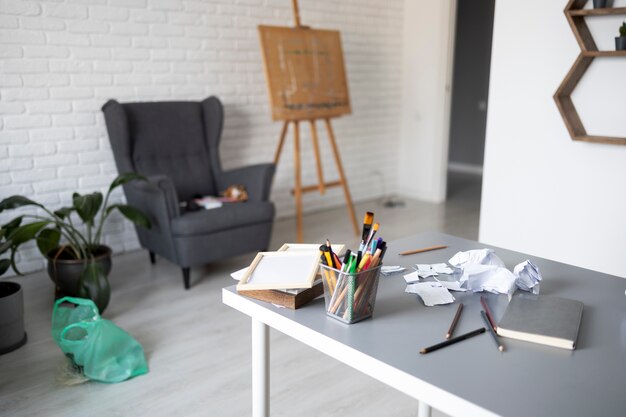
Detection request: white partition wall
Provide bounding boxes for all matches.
[480,0,626,278]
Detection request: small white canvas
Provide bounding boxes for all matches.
[236,251,320,291]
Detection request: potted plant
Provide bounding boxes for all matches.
[617,22,626,51]
[0,173,150,313]
[0,280,27,355]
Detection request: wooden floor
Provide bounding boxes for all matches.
[0,174,481,417]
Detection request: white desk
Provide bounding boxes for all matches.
[222,232,626,417]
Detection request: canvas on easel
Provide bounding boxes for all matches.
[257,0,359,243]
[258,25,351,121]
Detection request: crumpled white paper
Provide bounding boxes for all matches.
[513,260,542,294]
[449,248,505,268]
[459,264,518,297]
[416,263,454,276]
[381,266,406,276]
[403,271,420,283]
[405,282,455,306]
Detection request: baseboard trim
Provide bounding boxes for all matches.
[448,162,483,176]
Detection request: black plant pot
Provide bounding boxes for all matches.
[0,281,27,355]
[616,36,626,51]
[46,245,112,313]
[593,0,607,8]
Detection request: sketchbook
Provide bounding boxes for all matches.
[497,294,584,350]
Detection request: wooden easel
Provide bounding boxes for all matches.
[269,0,359,242]
[274,118,359,242]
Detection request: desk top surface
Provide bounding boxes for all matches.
[223,232,626,417]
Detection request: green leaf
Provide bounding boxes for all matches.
[54,207,74,220]
[72,192,103,224]
[107,204,151,229]
[0,259,10,276]
[9,247,21,275]
[9,221,51,247]
[78,260,110,313]
[36,228,61,256]
[0,196,42,213]
[108,173,147,193]
[0,216,23,240]
[0,240,11,255]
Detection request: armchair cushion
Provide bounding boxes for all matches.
[124,101,216,201]
[171,201,274,236]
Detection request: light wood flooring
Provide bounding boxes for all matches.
[0,174,481,417]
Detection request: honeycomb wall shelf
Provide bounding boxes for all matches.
[554,0,626,145]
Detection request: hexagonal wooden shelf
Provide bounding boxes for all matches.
[554,0,626,145]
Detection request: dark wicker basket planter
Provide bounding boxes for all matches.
[0,281,27,355]
[46,245,112,313]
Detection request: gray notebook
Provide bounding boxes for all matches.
[497,294,584,350]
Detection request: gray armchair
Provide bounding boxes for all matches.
[102,96,275,289]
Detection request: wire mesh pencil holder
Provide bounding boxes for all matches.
[320,264,382,324]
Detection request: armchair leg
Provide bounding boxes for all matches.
[182,267,191,290]
[149,251,156,264]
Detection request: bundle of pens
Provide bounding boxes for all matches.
[320,212,387,324]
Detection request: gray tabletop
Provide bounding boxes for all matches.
[224,231,626,417]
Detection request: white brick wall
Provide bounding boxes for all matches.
[1,0,403,274]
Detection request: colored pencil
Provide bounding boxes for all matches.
[420,327,486,354]
[480,296,497,331]
[481,310,504,352]
[446,303,464,340]
[398,245,447,256]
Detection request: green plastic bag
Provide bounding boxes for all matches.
[51,297,148,383]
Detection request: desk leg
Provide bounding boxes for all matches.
[418,401,432,417]
[252,319,269,417]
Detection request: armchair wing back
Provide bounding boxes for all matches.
[102,96,275,289]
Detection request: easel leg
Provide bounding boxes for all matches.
[252,319,269,417]
[324,118,359,237]
[274,121,290,166]
[309,120,326,194]
[293,120,304,242]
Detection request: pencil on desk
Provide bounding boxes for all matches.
[330,253,356,314]
[480,296,497,331]
[328,251,352,312]
[319,251,335,295]
[398,245,447,256]
[420,327,486,354]
[446,303,464,340]
[481,310,504,352]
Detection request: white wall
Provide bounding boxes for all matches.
[480,0,626,278]
[0,0,404,274]
[397,0,456,203]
